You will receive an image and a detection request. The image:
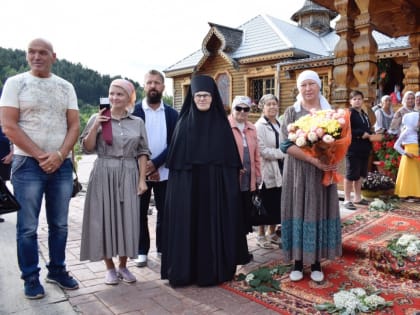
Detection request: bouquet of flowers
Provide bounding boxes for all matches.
[287,108,351,186]
[387,233,420,264]
[368,198,397,212]
[315,287,393,314]
[236,264,292,293]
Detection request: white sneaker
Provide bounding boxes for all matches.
[105,269,119,285]
[310,270,324,282]
[266,233,281,245]
[134,254,147,267]
[118,267,136,283]
[289,270,303,281]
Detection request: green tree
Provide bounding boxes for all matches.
[0,46,145,112]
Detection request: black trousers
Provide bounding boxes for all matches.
[138,180,167,255]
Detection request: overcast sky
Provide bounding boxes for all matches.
[1,0,306,95]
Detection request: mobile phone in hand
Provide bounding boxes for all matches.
[99,97,112,145]
[99,97,110,110]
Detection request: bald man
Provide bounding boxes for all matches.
[0,38,80,299]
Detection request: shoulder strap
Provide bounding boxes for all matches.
[263,116,280,147]
[263,116,283,172]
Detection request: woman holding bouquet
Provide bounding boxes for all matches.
[279,70,347,283]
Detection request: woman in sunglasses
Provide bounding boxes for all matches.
[228,96,262,260]
[254,94,284,249]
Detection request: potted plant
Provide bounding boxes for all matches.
[361,171,395,198]
[371,133,400,179]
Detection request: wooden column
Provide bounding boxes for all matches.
[403,33,420,93]
[331,0,358,108]
[353,0,378,124]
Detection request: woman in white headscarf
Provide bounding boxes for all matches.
[279,70,342,283]
[388,91,416,135]
[393,111,420,200]
[374,95,394,134]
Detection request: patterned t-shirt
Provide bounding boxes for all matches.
[0,72,78,157]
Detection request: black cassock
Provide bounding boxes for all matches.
[161,75,249,286]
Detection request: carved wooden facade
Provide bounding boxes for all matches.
[164,0,419,116]
[312,0,419,105]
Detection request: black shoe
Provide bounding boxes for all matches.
[0,217,4,223]
[46,270,78,290]
[354,199,369,205]
[24,276,45,299]
[239,253,253,265]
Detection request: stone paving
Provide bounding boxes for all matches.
[0,154,355,315]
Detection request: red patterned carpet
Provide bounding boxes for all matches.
[222,205,420,314]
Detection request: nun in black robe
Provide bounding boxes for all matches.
[161,75,249,287]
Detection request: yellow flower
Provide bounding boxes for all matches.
[288,109,345,147]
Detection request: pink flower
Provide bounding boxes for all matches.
[322,134,335,144]
[287,123,296,132]
[315,127,325,138]
[337,117,346,126]
[296,136,307,147]
[307,131,318,143]
[288,132,297,142]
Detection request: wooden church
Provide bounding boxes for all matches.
[163,0,419,115]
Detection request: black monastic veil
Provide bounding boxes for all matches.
[161,75,249,286]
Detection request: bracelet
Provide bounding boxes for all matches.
[56,150,64,162]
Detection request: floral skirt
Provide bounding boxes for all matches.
[395,143,420,198]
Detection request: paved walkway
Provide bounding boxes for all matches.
[0,154,354,315]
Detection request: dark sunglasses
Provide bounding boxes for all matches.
[234,105,250,112]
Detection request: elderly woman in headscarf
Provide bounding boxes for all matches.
[161,75,249,287]
[279,70,343,283]
[388,90,416,135]
[374,95,394,134]
[393,111,420,200]
[79,79,150,285]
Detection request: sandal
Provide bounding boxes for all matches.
[256,236,275,249]
[266,233,281,245]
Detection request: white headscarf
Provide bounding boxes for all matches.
[293,70,330,112]
[402,111,419,131]
[297,70,321,88]
[401,91,415,107]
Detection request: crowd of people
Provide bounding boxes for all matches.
[1,37,419,300]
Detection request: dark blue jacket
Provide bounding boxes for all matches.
[132,102,179,169]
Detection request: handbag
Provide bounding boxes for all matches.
[0,176,20,215]
[71,151,83,198]
[251,189,267,217]
[72,171,83,198]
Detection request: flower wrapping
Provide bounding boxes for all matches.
[287,108,351,186]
